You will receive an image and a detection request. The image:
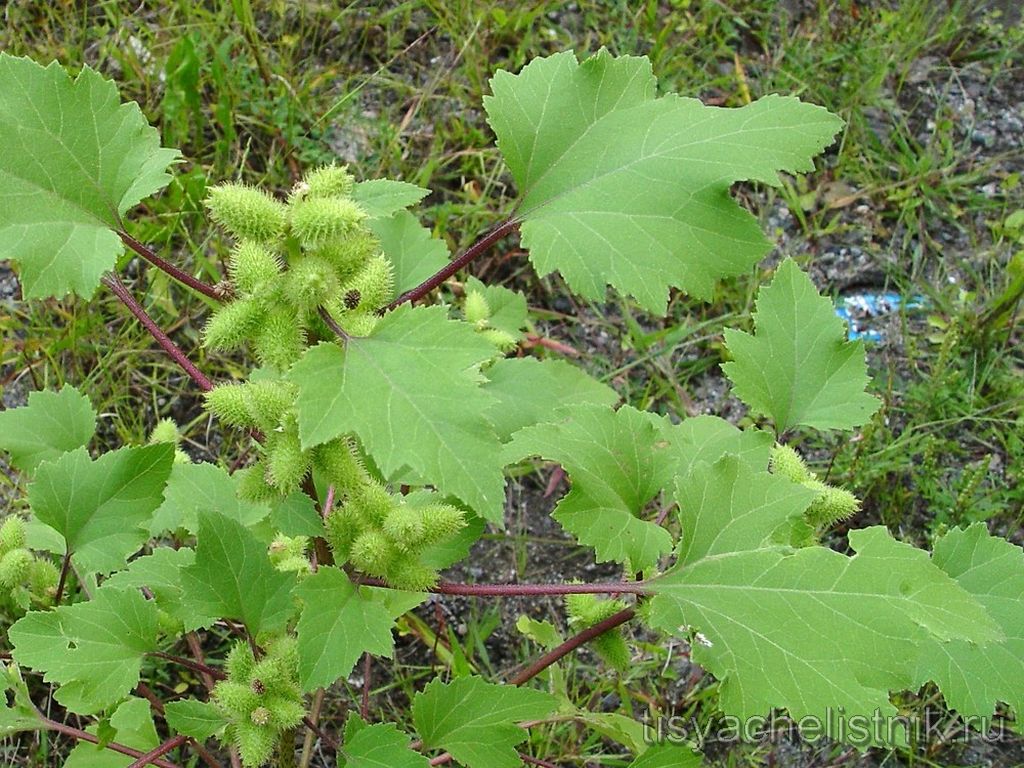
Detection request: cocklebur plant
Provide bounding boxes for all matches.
[0,48,1021,768]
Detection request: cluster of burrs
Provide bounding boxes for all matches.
[0,516,58,613]
[213,639,304,767]
[565,593,631,670]
[201,164,394,371]
[769,443,860,541]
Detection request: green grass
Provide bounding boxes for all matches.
[1,1,1023,766]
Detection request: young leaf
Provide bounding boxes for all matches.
[352,179,431,219]
[65,697,158,768]
[0,55,179,299]
[914,524,1024,718]
[722,258,880,432]
[0,385,96,473]
[674,454,816,566]
[629,745,703,768]
[10,586,159,714]
[412,676,558,768]
[295,567,422,691]
[0,663,43,736]
[368,210,450,296]
[290,306,504,521]
[270,492,323,537]
[340,721,430,768]
[647,527,1001,742]
[180,510,296,636]
[464,276,529,341]
[149,461,270,535]
[29,444,174,574]
[484,50,843,313]
[482,357,618,441]
[505,405,673,572]
[164,699,230,741]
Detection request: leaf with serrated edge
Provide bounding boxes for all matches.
[0,55,179,299]
[412,676,557,768]
[0,663,43,737]
[29,444,174,574]
[10,587,159,714]
[484,50,843,313]
[164,699,229,741]
[290,305,503,521]
[368,210,450,296]
[464,277,529,340]
[65,697,158,768]
[341,722,430,768]
[0,385,96,473]
[648,527,1001,742]
[660,415,772,479]
[722,258,880,432]
[149,461,270,535]
[629,745,703,768]
[483,357,618,441]
[914,524,1024,718]
[505,404,673,572]
[180,510,296,635]
[353,179,430,219]
[296,567,422,691]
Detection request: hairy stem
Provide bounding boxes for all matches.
[126,735,188,768]
[508,607,636,685]
[119,232,223,301]
[103,274,213,391]
[384,219,518,310]
[41,717,179,768]
[354,575,647,597]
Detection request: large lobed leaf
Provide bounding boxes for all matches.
[722,258,880,432]
[29,444,174,574]
[0,385,95,473]
[0,54,179,299]
[290,305,505,522]
[412,676,558,768]
[484,50,843,313]
[10,586,159,714]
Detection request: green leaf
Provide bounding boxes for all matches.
[149,461,269,535]
[368,210,450,296]
[10,586,159,714]
[270,491,323,537]
[340,722,430,768]
[164,699,229,741]
[29,444,174,574]
[65,697,158,768]
[180,510,296,635]
[647,527,1002,741]
[0,663,43,736]
[722,259,880,432]
[482,357,618,441]
[464,276,529,340]
[0,54,179,299]
[412,676,558,768]
[914,524,1024,718]
[290,306,504,521]
[0,385,96,473]
[295,567,421,691]
[674,454,816,566]
[515,615,563,650]
[505,405,673,571]
[353,179,431,219]
[660,415,772,479]
[484,50,843,313]
[629,745,703,768]
[104,547,216,631]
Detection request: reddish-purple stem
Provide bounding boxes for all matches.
[353,575,646,597]
[125,735,188,768]
[148,651,225,680]
[42,717,179,768]
[384,219,518,310]
[103,274,213,392]
[53,551,71,604]
[509,607,636,686]
[119,231,223,301]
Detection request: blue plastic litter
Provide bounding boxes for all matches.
[835,292,925,342]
